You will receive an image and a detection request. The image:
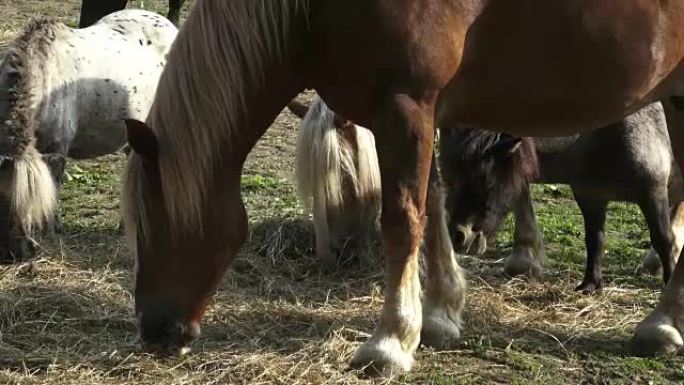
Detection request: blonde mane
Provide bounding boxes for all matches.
[124,0,309,242]
[1,18,64,231]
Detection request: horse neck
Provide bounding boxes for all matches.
[146,0,310,232]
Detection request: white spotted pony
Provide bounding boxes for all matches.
[0,9,177,262]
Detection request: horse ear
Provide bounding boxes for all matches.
[125,119,158,158]
[287,100,310,119]
[489,135,523,158]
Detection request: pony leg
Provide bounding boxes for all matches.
[78,0,128,28]
[350,94,435,377]
[641,202,684,276]
[312,192,336,265]
[168,0,184,26]
[573,193,608,294]
[421,158,466,350]
[639,190,678,283]
[504,186,546,278]
[632,100,684,355]
[41,154,66,236]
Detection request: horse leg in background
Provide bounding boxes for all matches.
[421,154,466,350]
[638,190,678,283]
[350,94,435,377]
[504,185,546,278]
[78,0,128,28]
[633,99,684,355]
[40,154,67,236]
[167,0,185,26]
[574,192,608,294]
[641,203,684,277]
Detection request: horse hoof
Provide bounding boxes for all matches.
[504,256,543,279]
[421,311,462,350]
[638,249,663,276]
[575,279,603,295]
[632,313,683,356]
[349,337,413,378]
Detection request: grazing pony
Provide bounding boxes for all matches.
[0,10,177,262]
[440,102,683,294]
[121,0,684,377]
[288,97,380,265]
[79,0,186,27]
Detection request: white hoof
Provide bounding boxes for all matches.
[632,312,683,356]
[421,306,462,350]
[350,337,414,378]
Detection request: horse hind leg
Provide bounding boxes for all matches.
[504,186,546,278]
[638,189,678,283]
[349,94,435,377]
[40,154,67,236]
[421,156,466,351]
[641,201,684,276]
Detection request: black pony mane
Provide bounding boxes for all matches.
[440,126,539,196]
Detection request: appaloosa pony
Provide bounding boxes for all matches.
[121,0,684,377]
[288,98,380,265]
[440,102,684,294]
[79,0,186,27]
[0,10,176,262]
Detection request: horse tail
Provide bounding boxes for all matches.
[296,97,352,216]
[295,97,381,259]
[354,122,381,212]
[12,148,57,232]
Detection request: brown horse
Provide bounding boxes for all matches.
[122,0,684,377]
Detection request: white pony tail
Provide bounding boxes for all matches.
[12,148,57,232]
[295,97,380,261]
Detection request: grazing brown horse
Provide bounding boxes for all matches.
[122,0,684,377]
[78,0,185,27]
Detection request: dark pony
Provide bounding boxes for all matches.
[441,128,538,253]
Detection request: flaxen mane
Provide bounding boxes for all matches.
[1,18,62,231]
[124,0,310,241]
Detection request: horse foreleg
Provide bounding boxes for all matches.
[632,99,684,355]
[574,193,608,294]
[421,155,466,351]
[349,94,435,377]
[641,202,684,276]
[504,186,546,278]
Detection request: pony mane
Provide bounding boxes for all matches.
[1,18,62,156]
[441,127,539,195]
[124,0,310,241]
[0,18,63,230]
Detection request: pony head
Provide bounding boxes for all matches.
[439,126,538,255]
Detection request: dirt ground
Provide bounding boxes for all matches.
[0,1,683,384]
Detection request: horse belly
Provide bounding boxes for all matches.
[68,119,126,159]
